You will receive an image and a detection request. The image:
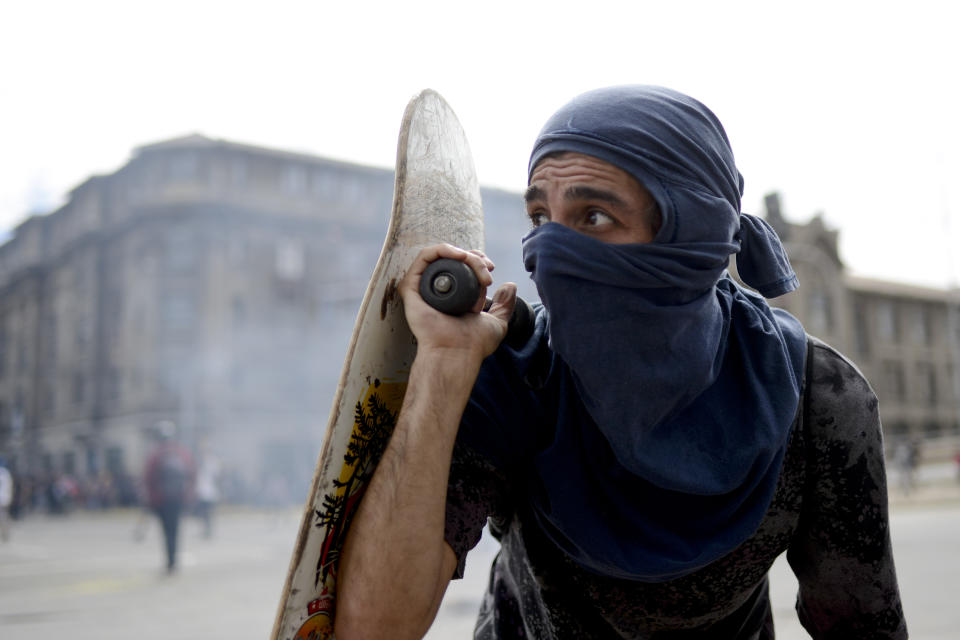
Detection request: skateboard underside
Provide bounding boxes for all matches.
[270,90,485,640]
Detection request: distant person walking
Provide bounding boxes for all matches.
[145,421,195,572]
[194,439,221,539]
[0,457,13,542]
[895,438,920,495]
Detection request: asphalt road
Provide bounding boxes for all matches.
[0,497,957,639]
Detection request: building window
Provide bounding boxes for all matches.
[43,385,55,414]
[887,421,910,439]
[228,235,248,265]
[62,451,76,475]
[163,294,197,333]
[17,339,27,374]
[230,364,244,391]
[915,362,938,406]
[952,304,960,345]
[232,296,247,327]
[130,367,142,391]
[44,315,57,367]
[312,169,335,197]
[230,158,248,186]
[166,228,198,272]
[106,447,125,475]
[72,373,85,404]
[876,301,898,343]
[948,363,958,404]
[75,317,90,348]
[12,390,25,436]
[106,294,123,341]
[74,261,89,292]
[910,306,932,345]
[282,165,307,195]
[854,301,870,356]
[341,177,364,203]
[882,360,906,401]
[106,368,121,401]
[132,307,146,336]
[275,238,305,281]
[808,290,833,334]
[157,367,179,396]
[0,326,6,379]
[170,152,198,180]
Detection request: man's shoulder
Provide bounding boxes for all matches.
[805,335,881,439]
[807,336,874,397]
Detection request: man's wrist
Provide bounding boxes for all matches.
[415,344,486,371]
[411,346,485,397]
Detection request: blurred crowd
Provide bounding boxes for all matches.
[0,453,251,521]
[5,468,137,517]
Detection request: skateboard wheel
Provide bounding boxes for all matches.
[420,258,480,315]
[504,295,535,349]
[421,259,536,347]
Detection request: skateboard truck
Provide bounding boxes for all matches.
[420,258,535,349]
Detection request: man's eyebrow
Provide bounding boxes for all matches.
[564,185,627,207]
[524,184,627,207]
[524,185,545,203]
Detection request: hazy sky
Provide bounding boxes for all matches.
[2,0,958,287]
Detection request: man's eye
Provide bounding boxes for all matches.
[584,210,614,227]
[528,211,549,227]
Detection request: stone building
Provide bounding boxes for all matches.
[0,134,530,503]
[764,193,960,443]
[0,137,956,504]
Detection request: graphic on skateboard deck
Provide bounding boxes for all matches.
[270,89,485,640]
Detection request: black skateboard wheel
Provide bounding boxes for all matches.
[420,258,480,315]
[421,258,536,347]
[504,296,535,349]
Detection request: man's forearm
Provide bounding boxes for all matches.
[335,348,482,640]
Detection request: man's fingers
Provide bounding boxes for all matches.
[460,251,494,287]
[402,244,494,303]
[485,283,518,325]
[405,244,468,279]
[467,249,495,273]
[470,283,489,315]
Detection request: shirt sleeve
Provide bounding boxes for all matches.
[443,442,510,579]
[786,339,908,639]
[443,309,549,579]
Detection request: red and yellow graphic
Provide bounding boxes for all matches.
[305,378,406,638]
[293,594,334,639]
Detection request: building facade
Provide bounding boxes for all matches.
[0,138,956,504]
[0,135,532,503]
[763,193,960,444]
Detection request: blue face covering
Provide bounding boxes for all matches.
[514,86,807,580]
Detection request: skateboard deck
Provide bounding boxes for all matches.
[270,89,485,640]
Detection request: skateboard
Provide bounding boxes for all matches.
[270,89,486,640]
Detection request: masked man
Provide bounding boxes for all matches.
[336,86,907,639]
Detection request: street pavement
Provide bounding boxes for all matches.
[1,476,958,639]
[0,506,297,639]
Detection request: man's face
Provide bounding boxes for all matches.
[525,152,660,244]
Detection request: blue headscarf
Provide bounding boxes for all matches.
[464,86,807,581]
